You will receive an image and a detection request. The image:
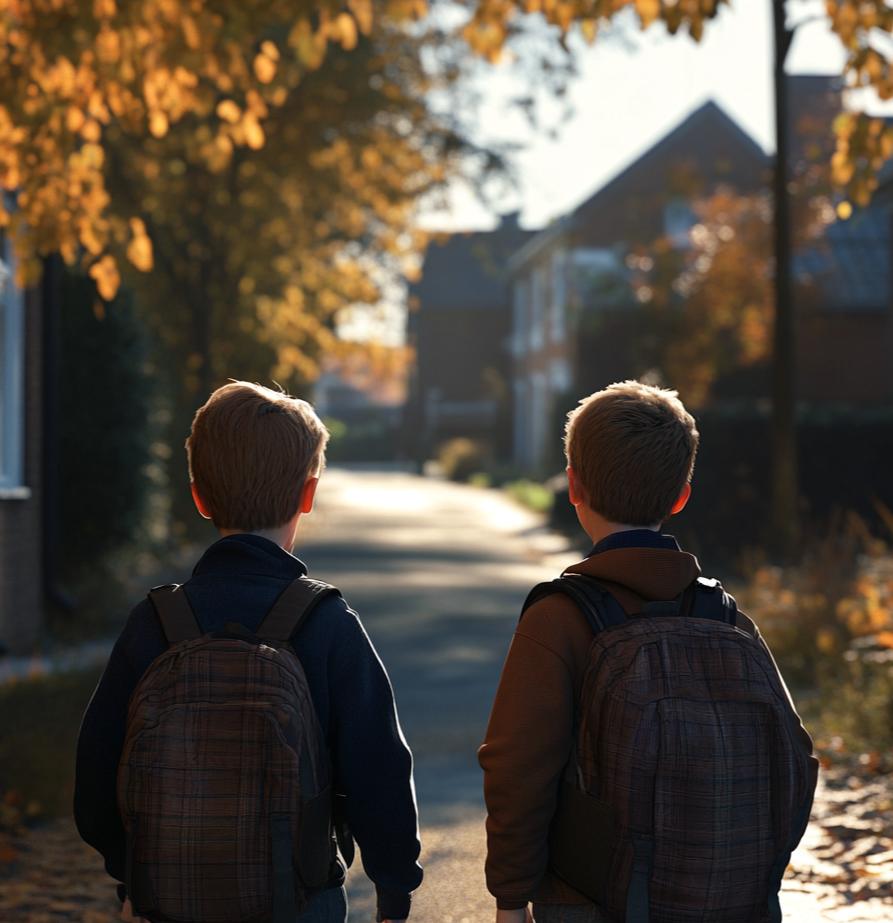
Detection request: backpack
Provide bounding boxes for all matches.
[522,573,817,923]
[117,577,341,923]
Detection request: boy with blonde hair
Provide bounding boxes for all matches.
[480,380,816,923]
[75,382,422,923]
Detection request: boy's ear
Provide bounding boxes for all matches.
[567,467,586,507]
[670,482,692,516]
[191,482,212,520]
[299,476,319,515]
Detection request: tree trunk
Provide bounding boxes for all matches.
[771,0,799,560]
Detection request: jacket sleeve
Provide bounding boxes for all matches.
[478,624,577,909]
[73,599,167,883]
[324,606,423,920]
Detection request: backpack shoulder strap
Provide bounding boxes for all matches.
[257,577,342,642]
[521,572,626,636]
[148,584,202,645]
[690,576,738,626]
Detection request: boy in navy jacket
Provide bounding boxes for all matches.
[75,382,422,923]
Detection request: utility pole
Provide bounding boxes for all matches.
[771,0,799,560]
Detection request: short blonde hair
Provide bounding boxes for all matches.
[564,380,698,526]
[186,382,329,531]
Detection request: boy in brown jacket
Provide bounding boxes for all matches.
[478,381,816,923]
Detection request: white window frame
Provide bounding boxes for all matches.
[529,266,546,351]
[512,278,529,357]
[0,231,29,499]
[550,249,567,342]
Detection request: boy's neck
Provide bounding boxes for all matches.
[581,515,660,548]
[219,518,301,552]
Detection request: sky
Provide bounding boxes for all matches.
[420,0,876,232]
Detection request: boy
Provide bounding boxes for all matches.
[479,380,817,923]
[75,382,423,923]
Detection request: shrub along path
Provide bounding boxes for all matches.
[1,469,890,920]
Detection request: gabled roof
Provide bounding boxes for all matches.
[572,99,767,222]
[796,206,891,311]
[511,99,769,268]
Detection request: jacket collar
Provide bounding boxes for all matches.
[191,533,308,580]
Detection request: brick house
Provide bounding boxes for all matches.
[404,213,532,465]
[0,233,43,654]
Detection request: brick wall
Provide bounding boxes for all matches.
[0,287,43,654]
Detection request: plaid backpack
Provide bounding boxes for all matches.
[523,573,817,923]
[117,578,340,923]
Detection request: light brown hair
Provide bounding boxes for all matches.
[186,382,329,532]
[564,380,698,525]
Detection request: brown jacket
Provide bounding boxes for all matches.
[478,547,814,910]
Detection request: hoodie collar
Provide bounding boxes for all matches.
[565,545,701,607]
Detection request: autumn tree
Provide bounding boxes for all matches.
[5,0,893,549]
[629,182,837,410]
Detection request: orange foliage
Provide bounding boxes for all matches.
[630,184,837,408]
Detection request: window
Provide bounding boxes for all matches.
[550,249,567,342]
[529,266,546,351]
[0,231,28,499]
[549,358,571,394]
[512,278,529,357]
[664,198,697,248]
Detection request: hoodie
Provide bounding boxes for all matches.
[477,531,815,910]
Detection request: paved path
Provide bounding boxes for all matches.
[295,468,577,923]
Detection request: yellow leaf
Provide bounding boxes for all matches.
[877,630,893,648]
[149,110,169,138]
[93,0,116,18]
[635,0,660,29]
[126,217,153,272]
[253,53,277,84]
[837,200,852,220]
[80,119,102,142]
[579,18,597,43]
[348,0,373,36]
[242,113,265,150]
[260,41,280,62]
[216,100,241,124]
[181,16,201,50]
[66,107,85,133]
[335,13,358,50]
[89,255,120,301]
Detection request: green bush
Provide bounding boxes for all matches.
[437,438,485,483]
[505,479,554,514]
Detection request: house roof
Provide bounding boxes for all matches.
[410,214,534,310]
[796,206,891,311]
[510,99,769,270]
[572,100,767,221]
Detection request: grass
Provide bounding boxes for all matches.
[504,479,555,514]
[0,667,104,825]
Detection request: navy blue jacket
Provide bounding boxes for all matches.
[74,534,423,920]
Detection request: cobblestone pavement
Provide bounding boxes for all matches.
[1,469,891,921]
